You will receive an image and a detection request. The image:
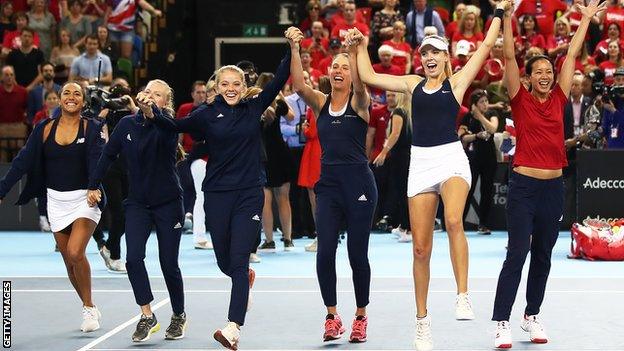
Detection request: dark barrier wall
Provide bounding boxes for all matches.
[465,163,509,230]
[0,164,39,231]
[577,149,624,220]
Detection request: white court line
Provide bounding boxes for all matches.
[75,298,170,351]
[89,349,624,351]
[14,289,624,294]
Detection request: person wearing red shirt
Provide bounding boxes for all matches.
[299,0,330,37]
[0,65,28,162]
[328,0,367,29]
[593,22,624,62]
[598,40,622,85]
[371,45,403,102]
[300,49,324,87]
[446,3,467,42]
[451,6,484,56]
[382,21,412,74]
[176,81,208,153]
[330,1,369,42]
[300,21,329,70]
[1,12,41,57]
[515,14,546,63]
[600,0,624,39]
[32,89,59,125]
[492,1,606,348]
[514,0,568,37]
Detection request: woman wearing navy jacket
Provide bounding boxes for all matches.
[288,27,377,343]
[0,82,106,332]
[146,35,292,350]
[87,79,187,343]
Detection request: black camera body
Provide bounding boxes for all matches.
[603,85,624,104]
[84,85,131,116]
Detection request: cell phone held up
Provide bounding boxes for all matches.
[297,115,307,144]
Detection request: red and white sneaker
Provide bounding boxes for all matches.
[214,321,240,350]
[323,314,346,341]
[247,268,255,311]
[494,321,512,349]
[349,315,367,343]
[521,314,548,344]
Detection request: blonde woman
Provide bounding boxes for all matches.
[451,5,483,58]
[87,80,187,343]
[346,0,511,349]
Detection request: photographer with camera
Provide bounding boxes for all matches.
[91,77,137,273]
[601,68,624,149]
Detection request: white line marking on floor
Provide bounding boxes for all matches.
[75,298,170,351]
[14,289,624,294]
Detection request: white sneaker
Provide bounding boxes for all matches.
[183,213,193,234]
[413,315,433,351]
[81,305,101,332]
[194,240,213,250]
[494,321,512,348]
[521,314,548,344]
[249,253,261,263]
[391,227,402,237]
[398,230,412,243]
[39,215,51,232]
[214,321,240,350]
[99,246,112,269]
[108,259,127,273]
[455,292,475,320]
[305,238,317,252]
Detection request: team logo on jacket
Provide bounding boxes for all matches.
[252,214,261,221]
[358,194,367,201]
[331,119,341,124]
[76,138,85,144]
[127,134,132,141]
[217,113,225,118]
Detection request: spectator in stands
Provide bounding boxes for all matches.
[547,17,572,60]
[105,0,161,62]
[50,28,80,82]
[602,69,624,149]
[283,71,316,242]
[514,0,567,38]
[96,25,115,62]
[327,0,367,29]
[83,0,108,31]
[301,21,329,70]
[563,0,602,35]
[1,12,41,58]
[458,89,499,235]
[0,65,28,162]
[371,44,402,102]
[445,2,466,43]
[593,22,622,62]
[598,39,622,84]
[371,0,403,48]
[27,0,56,59]
[452,5,483,57]
[69,34,112,85]
[317,37,342,75]
[600,0,624,40]
[27,61,60,123]
[516,15,546,64]
[6,27,44,90]
[300,0,329,38]
[383,21,412,74]
[60,0,92,49]
[32,88,59,125]
[0,2,15,43]
[301,49,323,87]
[405,0,445,48]
[330,0,369,42]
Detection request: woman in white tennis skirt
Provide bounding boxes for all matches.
[346,1,511,349]
[0,81,106,332]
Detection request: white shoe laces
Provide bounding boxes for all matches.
[415,319,432,341]
[83,306,98,320]
[526,316,544,332]
[456,293,472,310]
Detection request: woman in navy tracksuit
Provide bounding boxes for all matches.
[288,28,377,343]
[87,79,186,343]
[146,37,292,350]
[0,82,106,332]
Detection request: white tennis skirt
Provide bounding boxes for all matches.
[47,188,102,232]
[407,141,472,197]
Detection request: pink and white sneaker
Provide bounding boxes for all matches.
[323,314,346,341]
[349,315,367,343]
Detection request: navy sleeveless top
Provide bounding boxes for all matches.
[43,118,89,191]
[317,93,368,165]
[411,79,460,147]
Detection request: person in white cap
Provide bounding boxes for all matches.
[345,0,512,350]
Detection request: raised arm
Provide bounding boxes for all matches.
[141,93,204,134]
[349,28,420,95]
[346,40,370,122]
[257,50,292,112]
[559,0,607,96]
[450,0,511,98]
[502,1,521,100]
[286,27,326,115]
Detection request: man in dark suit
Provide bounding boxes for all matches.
[562,73,592,227]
